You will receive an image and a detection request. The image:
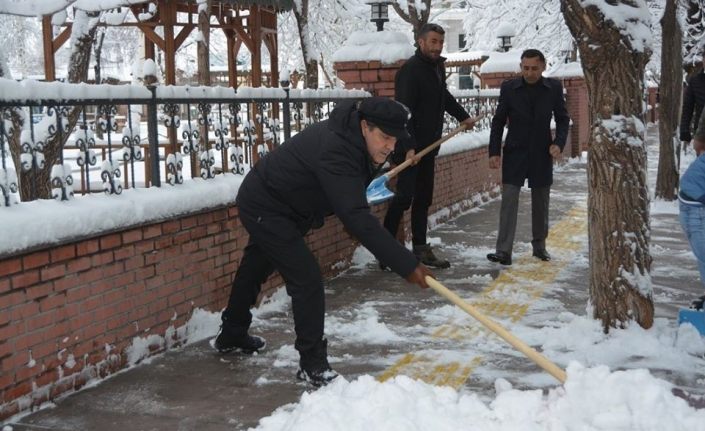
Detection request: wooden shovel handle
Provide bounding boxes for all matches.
[385,123,468,180]
[425,276,567,384]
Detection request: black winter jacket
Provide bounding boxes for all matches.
[680,70,705,142]
[236,100,419,277]
[394,49,470,160]
[489,77,570,188]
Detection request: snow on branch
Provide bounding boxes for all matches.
[0,0,76,16]
[581,0,652,53]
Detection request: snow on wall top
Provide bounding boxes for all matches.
[332,31,414,65]
[479,50,522,74]
[545,61,584,78]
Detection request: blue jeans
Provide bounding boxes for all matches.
[679,201,705,290]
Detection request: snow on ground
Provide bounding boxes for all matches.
[251,364,705,431]
[239,124,705,429]
[5,124,704,430]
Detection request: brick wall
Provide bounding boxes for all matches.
[480,71,518,89]
[0,144,499,421]
[333,60,405,97]
[557,77,589,158]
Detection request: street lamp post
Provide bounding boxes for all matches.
[496,22,515,52]
[366,1,392,32]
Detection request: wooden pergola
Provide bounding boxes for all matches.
[41,0,294,87]
[443,51,489,89]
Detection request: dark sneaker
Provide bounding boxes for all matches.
[214,326,266,354]
[379,261,390,271]
[487,251,512,266]
[690,295,705,311]
[413,244,450,269]
[296,368,339,387]
[297,338,339,387]
[532,249,551,261]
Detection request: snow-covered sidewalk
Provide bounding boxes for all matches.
[5,124,705,430]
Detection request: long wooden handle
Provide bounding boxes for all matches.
[425,276,567,384]
[385,124,468,180]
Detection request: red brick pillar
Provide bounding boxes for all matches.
[480,71,518,89]
[561,77,590,157]
[333,60,406,97]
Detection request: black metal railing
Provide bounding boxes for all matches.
[445,88,500,134]
[0,81,369,205]
[0,81,498,207]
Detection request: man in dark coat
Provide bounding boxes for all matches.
[680,57,705,145]
[214,97,433,387]
[383,22,477,269]
[486,49,570,266]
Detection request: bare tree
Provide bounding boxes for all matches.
[392,0,431,40]
[561,0,654,331]
[683,0,705,76]
[655,0,682,200]
[3,8,101,200]
[293,0,318,89]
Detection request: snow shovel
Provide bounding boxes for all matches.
[425,276,567,384]
[366,120,477,205]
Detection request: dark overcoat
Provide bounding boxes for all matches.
[680,70,705,142]
[394,49,470,160]
[236,100,418,277]
[488,77,570,188]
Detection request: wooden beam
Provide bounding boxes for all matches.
[52,24,72,53]
[174,24,196,50]
[42,16,56,81]
[138,24,166,51]
[250,6,262,87]
[162,0,176,85]
[218,13,253,52]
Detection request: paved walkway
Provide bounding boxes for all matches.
[4,125,704,430]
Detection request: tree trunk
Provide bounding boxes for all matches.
[561,0,654,331]
[197,0,211,86]
[94,29,106,140]
[13,10,100,201]
[293,0,318,89]
[655,0,682,200]
[196,0,212,178]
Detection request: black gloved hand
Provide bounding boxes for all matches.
[405,263,433,289]
[680,131,692,142]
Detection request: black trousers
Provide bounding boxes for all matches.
[223,205,324,354]
[383,153,436,246]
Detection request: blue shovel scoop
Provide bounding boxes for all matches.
[366,123,471,205]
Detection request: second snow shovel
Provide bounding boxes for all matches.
[425,275,567,384]
[366,122,473,205]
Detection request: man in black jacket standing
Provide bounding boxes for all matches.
[214,97,433,387]
[383,23,477,269]
[680,56,705,145]
[486,49,570,266]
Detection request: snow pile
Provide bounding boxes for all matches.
[332,31,414,65]
[252,363,705,431]
[545,61,584,78]
[479,50,522,74]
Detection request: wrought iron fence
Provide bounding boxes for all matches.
[0,82,369,206]
[445,88,500,134]
[0,81,499,207]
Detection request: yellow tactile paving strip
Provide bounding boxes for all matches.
[377,204,587,389]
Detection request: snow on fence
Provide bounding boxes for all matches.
[0,79,499,209]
